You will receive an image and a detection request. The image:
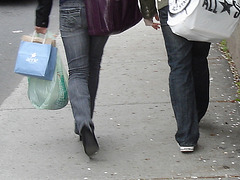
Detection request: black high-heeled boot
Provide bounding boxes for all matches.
[81,125,99,157]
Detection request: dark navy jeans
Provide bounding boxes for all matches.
[60,0,109,134]
[159,6,211,146]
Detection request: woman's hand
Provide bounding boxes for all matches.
[154,13,160,21]
[35,26,47,34]
[151,22,160,30]
[143,13,160,30]
[152,13,160,30]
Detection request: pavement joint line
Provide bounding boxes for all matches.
[96,101,171,107]
[130,175,240,180]
[1,100,238,111]
[101,59,167,64]
[211,100,239,103]
[208,57,226,60]
[96,101,239,106]
[0,107,72,111]
[0,108,35,111]
[0,102,170,111]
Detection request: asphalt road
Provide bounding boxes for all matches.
[0,0,59,105]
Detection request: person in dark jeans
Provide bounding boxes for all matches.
[35,0,109,157]
[140,0,211,152]
[160,6,211,151]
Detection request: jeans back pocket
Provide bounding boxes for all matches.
[60,7,87,32]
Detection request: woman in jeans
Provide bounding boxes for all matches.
[35,0,109,157]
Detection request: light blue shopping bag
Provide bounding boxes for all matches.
[14,34,57,81]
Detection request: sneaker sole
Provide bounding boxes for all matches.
[179,146,194,152]
[177,143,195,152]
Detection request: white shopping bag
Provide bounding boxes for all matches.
[168,0,240,42]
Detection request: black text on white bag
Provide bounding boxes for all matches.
[168,0,240,42]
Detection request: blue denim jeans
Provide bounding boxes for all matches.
[60,0,109,134]
[159,6,211,146]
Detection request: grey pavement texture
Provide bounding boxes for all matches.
[0,21,240,180]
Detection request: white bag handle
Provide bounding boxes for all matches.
[31,30,47,44]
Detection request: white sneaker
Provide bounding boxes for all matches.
[178,144,195,152]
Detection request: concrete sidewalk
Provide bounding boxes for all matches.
[0,21,240,180]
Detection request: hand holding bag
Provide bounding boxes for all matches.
[14,31,57,80]
[168,0,240,42]
[85,0,142,35]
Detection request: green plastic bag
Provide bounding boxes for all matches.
[27,53,69,110]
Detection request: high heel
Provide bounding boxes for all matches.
[81,125,99,157]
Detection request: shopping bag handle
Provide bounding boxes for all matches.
[31,30,47,44]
